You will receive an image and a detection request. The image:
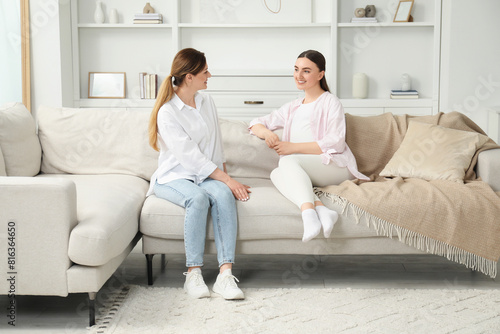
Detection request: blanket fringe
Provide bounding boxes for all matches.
[320,192,498,278]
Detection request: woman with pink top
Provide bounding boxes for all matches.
[249,50,369,242]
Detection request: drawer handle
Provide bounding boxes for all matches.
[244,101,264,105]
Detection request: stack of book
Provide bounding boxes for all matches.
[390,90,419,99]
[350,17,378,23]
[133,13,163,24]
[139,73,158,99]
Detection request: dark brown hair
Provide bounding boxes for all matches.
[297,50,330,92]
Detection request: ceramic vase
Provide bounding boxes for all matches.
[353,73,368,99]
[401,73,411,91]
[94,0,105,24]
[109,8,118,24]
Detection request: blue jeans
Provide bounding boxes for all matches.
[154,178,237,268]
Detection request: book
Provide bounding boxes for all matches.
[149,74,158,99]
[391,89,419,95]
[390,94,419,99]
[139,73,158,99]
[134,13,163,20]
[133,13,163,24]
[139,72,146,99]
[133,19,163,24]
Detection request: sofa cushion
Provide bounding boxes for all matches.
[37,106,158,180]
[0,145,6,176]
[0,102,41,176]
[220,118,280,179]
[140,177,389,241]
[380,121,489,183]
[37,174,148,266]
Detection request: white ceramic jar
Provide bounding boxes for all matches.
[352,73,368,99]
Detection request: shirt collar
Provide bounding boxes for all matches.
[172,92,204,110]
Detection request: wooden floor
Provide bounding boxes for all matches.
[1,248,500,333]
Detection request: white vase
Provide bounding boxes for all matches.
[94,1,105,24]
[352,73,368,99]
[109,9,118,24]
[401,73,411,91]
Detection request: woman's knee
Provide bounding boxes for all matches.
[278,155,299,168]
[187,190,210,210]
[214,182,235,205]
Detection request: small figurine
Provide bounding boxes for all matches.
[143,2,155,14]
[365,5,376,18]
[354,8,365,18]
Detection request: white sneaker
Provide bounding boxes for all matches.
[212,269,245,300]
[183,268,210,299]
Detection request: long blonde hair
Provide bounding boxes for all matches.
[148,48,207,151]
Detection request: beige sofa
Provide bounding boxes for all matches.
[140,111,500,284]
[0,103,157,326]
[1,102,499,326]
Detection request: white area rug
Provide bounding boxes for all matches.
[90,286,500,334]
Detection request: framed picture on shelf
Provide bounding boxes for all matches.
[393,0,414,22]
[88,72,126,98]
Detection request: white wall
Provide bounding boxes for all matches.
[29,0,70,115]
[440,0,500,134]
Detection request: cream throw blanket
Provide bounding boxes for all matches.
[318,112,500,277]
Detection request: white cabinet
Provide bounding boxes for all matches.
[67,0,442,120]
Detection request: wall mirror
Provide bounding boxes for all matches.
[88,72,126,99]
[0,0,30,111]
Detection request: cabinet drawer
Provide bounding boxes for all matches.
[209,92,302,109]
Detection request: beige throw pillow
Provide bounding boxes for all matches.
[380,121,488,183]
[0,102,41,176]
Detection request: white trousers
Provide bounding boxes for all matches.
[270,154,354,209]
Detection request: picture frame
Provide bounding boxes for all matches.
[393,0,414,23]
[88,72,126,98]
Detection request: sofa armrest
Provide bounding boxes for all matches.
[476,148,500,192]
[0,177,77,296]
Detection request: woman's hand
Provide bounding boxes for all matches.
[273,141,296,155]
[209,168,251,201]
[226,178,251,202]
[264,132,280,149]
[250,124,279,149]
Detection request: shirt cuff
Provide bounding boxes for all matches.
[197,161,218,183]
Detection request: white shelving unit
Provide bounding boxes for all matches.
[67,0,442,119]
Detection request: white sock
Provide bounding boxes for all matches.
[315,205,339,238]
[301,209,321,242]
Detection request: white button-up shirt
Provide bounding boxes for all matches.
[147,92,225,196]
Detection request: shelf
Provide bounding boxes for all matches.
[178,23,331,28]
[340,98,433,108]
[78,24,172,28]
[338,22,434,28]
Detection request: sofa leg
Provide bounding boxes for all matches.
[88,292,97,327]
[161,254,166,272]
[146,254,155,286]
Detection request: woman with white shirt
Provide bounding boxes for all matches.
[249,50,369,242]
[148,48,250,300]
